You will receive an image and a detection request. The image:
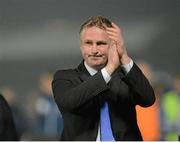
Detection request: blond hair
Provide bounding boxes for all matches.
[79,16,112,34]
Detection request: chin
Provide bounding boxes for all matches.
[92,63,106,70]
[87,59,107,69]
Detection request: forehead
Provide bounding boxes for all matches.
[81,26,109,41]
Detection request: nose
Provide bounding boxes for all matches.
[91,44,98,54]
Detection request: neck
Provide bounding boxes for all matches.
[93,65,105,71]
[85,62,105,71]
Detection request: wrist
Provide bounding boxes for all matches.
[105,64,115,75]
[120,54,131,65]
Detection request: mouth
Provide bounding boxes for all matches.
[89,55,102,60]
[89,55,102,58]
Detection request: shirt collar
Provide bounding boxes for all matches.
[84,61,97,76]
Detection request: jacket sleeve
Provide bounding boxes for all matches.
[122,63,155,107]
[52,70,108,112]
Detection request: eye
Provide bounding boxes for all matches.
[96,41,107,46]
[85,41,92,45]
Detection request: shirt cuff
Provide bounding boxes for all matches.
[101,68,111,84]
[121,59,134,74]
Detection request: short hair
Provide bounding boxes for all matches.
[79,16,112,34]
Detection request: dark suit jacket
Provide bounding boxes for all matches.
[0,94,19,140]
[52,61,155,141]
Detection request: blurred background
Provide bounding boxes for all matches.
[0,0,179,140]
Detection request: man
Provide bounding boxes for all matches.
[52,16,155,141]
[0,94,19,140]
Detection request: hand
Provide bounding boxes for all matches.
[105,41,120,75]
[106,23,131,65]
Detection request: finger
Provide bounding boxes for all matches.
[107,35,119,42]
[110,40,116,46]
[106,27,122,38]
[105,22,118,30]
[106,30,123,40]
[112,23,123,35]
[111,43,116,51]
[106,32,121,41]
[106,27,117,32]
[112,22,120,30]
[106,31,118,37]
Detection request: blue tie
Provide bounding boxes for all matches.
[100,101,115,141]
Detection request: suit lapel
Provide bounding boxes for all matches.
[75,61,101,116]
[76,60,91,81]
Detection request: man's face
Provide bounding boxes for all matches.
[80,26,111,70]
